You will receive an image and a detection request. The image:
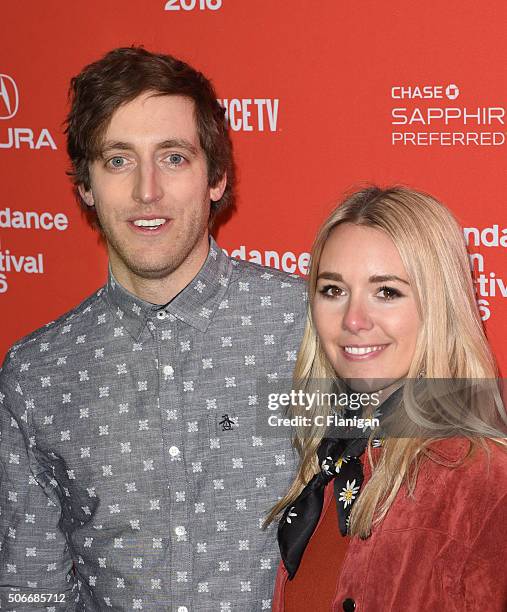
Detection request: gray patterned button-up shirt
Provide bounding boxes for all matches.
[0,238,306,612]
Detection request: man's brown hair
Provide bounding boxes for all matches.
[65,46,234,219]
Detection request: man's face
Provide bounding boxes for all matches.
[80,92,225,292]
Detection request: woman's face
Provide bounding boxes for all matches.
[313,223,421,391]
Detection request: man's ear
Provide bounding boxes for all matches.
[78,185,95,208]
[210,173,227,202]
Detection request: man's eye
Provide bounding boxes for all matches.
[166,153,185,166]
[107,157,126,168]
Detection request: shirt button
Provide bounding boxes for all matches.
[342,598,356,611]
[174,526,186,536]
[169,446,180,457]
[156,310,167,320]
[163,365,174,377]
[177,607,188,612]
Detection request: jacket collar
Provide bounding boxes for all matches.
[362,437,471,483]
[425,437,472,463]
[101,236,232,340]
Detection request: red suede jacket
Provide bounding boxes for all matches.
[273,439,507,611]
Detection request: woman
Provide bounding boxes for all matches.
[268,186,507,611]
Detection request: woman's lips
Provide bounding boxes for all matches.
[340,344,389,361]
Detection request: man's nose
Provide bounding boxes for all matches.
[132,162,164,205]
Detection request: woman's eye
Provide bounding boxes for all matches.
[377,286,402,300]
[319,285,344,298]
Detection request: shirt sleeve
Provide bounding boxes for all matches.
[461,488,507,612]
[0,352,76,611]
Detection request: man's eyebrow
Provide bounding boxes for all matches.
[316,272,409,285]
[99,139,199,156]
[157,139,199,155]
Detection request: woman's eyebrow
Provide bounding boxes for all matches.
[316,272,409,285]
[369,274,409,285]
[317,272,343,282]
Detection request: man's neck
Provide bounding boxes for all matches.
[110,239,210,306]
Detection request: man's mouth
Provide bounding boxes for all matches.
[132,218,168,230]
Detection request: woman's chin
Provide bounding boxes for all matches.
[339,375,404,394]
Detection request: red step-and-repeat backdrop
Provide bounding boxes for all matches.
[1,1,506,372]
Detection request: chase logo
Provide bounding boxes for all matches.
[445,84,460,100]
[0,75,19,120]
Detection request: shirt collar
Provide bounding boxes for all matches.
[102,237,233,339]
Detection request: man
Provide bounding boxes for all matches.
[0,48,306,611]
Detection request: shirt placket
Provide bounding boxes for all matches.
[152,311,193,611]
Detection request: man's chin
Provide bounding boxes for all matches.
[126,264,179,281]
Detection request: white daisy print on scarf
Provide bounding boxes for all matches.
[334,455,349,474]
[338,479,360,508]
[286,507,298,524]
[321,456,334,476]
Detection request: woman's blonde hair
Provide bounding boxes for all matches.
[266,185,506,537]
